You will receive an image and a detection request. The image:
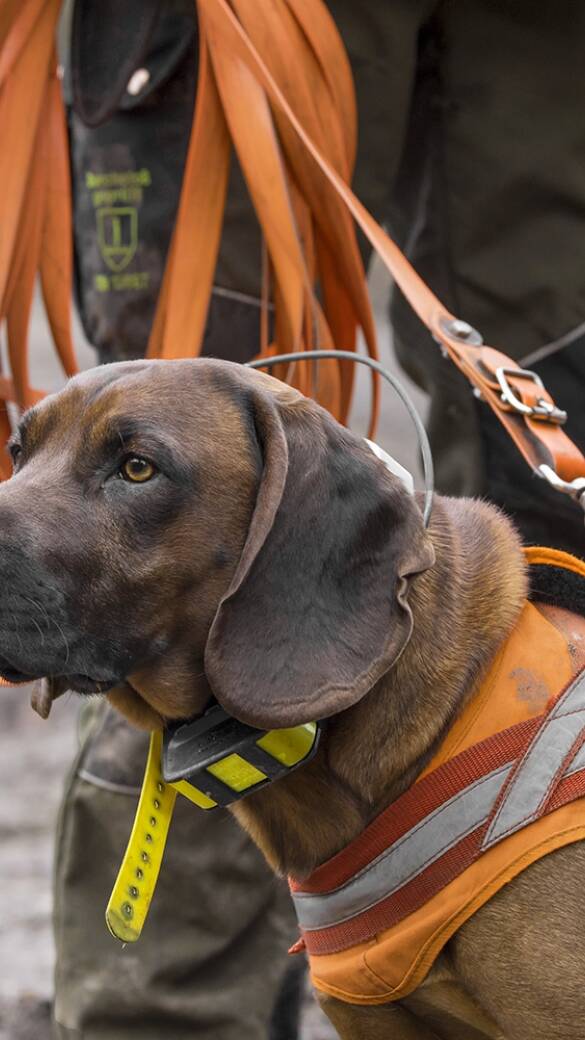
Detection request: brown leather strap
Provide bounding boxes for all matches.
[198,0,585,497]
[149,0,380,432]
[1,0,583,505]
[0,0,77,433]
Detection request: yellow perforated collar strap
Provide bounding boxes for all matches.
[106,731,211,942]
[107,711,321,942]
[106,731,176,942]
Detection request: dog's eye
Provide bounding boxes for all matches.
[120,457,157,483]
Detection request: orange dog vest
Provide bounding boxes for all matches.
[290,547,585,1007]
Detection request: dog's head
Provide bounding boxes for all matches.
[0,359,434,730]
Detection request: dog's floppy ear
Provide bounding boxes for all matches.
[205,390,435,728]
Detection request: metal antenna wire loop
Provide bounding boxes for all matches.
[246,350,434,526]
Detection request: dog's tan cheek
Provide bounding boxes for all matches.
[107,684,164,731]
[127,657,213,719]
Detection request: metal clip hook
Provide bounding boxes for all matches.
[538,464,585,519]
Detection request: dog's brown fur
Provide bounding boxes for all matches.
[232,492,528,878]
[0,358,583,1040]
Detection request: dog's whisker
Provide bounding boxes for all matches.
[28,614,45,647]
[48,615,71,667]
[10,613,24,655]
[22,594,52,631]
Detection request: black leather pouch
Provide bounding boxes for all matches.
[65,0,198,361]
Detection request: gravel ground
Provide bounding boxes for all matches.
[0,262,428,1039]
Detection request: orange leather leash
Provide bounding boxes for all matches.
[0,0,583,514]
[0,0,78,476]
[195,0,585,513]
[147,0,380,433]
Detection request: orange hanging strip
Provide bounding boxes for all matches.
[2,0,582,508]
[149,0,379,432]
[0,0,78,478]
[198,0,584,506]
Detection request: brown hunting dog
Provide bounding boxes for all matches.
[1,358,584,1040]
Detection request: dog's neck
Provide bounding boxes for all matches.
[232,496,528,879]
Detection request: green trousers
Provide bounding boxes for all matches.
[53,703,299,1039]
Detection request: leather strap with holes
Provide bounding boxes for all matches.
[105,731,177,943]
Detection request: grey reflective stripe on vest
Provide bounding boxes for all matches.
[292,764,511,931]
[293,669,585,934]
[565,739,585,777]
[482,670,585,849]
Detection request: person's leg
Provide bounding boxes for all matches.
[327,0,437,239]
[53,702,297,1040]
[388,1,585,553]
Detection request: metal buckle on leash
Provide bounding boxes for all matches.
[538,465,585,519]
[495,366,567,424]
